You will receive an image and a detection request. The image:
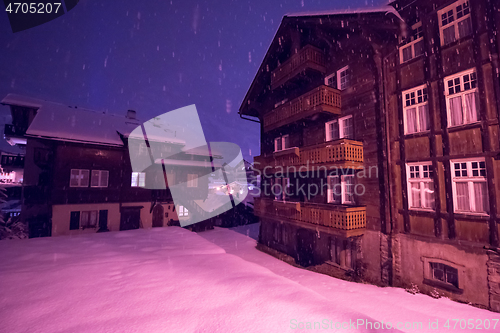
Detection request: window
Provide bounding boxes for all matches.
[329,238,355,269]
[178,205,189,217]
[70,169,89,187]
[271,177,290,201]
[324,73,336,88]
[400,23,425,63]
[327,173,355,204]
[187,174,198,187]
[438,0,472,46]
[325,115,353,141]
[91,170,109,188]
[451,159,488,214]
[407,162,435,210]
[337,66,349,90]
[274,135,290,152]
[70,210,98,230]
[403,85,430,134]
[131,172,146,187]
[430,262,459,288]
[445,69,479,127]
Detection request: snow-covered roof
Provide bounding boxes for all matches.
[286,5,402,21]
[1,94,141,147]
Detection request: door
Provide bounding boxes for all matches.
[152,204,164,227]
[98,210,108,232]
[296,228,315,267]
[120,207,141,231]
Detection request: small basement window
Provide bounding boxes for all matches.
[430,262,459,288]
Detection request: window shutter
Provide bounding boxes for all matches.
[70,211,80,230]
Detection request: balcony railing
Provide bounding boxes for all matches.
[263,85,341,132]
[271,45,326,89]
[254,197,366,234]
[254,138,363,172]
[4,124,27,138]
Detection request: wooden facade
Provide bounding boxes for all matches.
[385,0,500,311]
[240,9,401,282]
[240,0,500,311]
[1,95,214,237]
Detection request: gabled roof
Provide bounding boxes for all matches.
[286,6,402,20]
[238,6,402,118]
[1,94,140,147]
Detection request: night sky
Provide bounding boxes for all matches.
[0,0,386,160]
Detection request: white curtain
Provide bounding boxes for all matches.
[449,96,463,126]
[423,182,435,209]
[465,92,478,123]
[406,107,417,133]
[458,17,472,38]
[443,25,456,45]
[473,182,488,213]
[455,182,470,211]
[418,104,430,131]
[411,182,421,208]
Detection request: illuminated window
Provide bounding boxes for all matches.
[438,0,472,46]
[70,169,89,187]
[131,172,146,187]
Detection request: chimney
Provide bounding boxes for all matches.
[126,109,136,119]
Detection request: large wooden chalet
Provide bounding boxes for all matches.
[1,94,212,237]
[240,0,500,311]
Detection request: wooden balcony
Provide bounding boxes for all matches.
[271,45,326,89]
[263,85,341,132]
[253,138,363,172]
[254,197,366,237]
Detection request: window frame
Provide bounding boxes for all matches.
[337,65,349,90]
[399,22,425,63]
[324,72,336,88]
[444,68,479,127]
[402,85,430,134]
[422,257,464,291]
[131,172,146,187]
[406,162,435,211]
[273,134,290,152]
[325,115,353,142]
[178,205,189,217]
[70,169,90,188]
[438,0,472,46]
[450,158,489,215]
[271,177,290,202]
[91,170,109,188]
[71,210,98,230]
[327,174,355,205]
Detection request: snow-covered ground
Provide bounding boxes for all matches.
[0,225,499,333]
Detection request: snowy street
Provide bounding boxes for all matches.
[0,224,499,332]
